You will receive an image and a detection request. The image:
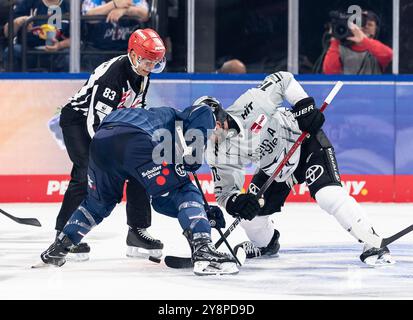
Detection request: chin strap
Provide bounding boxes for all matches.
[127,53,141,75]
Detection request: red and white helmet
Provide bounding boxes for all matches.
[128,28,166,74]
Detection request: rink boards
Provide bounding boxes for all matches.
[0,74,412,202]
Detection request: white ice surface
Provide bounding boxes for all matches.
[0,202,412,300]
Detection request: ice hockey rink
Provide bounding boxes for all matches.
[0,202,412,300]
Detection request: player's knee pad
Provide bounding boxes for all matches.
[315,186,376,244]
[240,215,275,248]
[314,185,349,216]
[178,201,211,234]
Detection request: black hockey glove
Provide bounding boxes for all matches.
[226,193,260,221]
[292,97,325,134]
[206,205,226,229]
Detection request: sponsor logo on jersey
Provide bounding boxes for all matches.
[241,102,254,120]
[95,101,113,115]
[250,114,268,133]
[175,164,187,177]
[305,165,324,186]
[256,136,279,159]
[141,165,162,179]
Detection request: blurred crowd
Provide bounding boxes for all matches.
[1,0,150,72]
[0,0,403,74]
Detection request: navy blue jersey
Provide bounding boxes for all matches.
[101,105,215,144]
[14,0,70,47]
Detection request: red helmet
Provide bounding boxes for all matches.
[128,28,165,62]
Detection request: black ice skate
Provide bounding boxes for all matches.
[40,234,73,267]
[126,227,163,259]
[185,231,238,276]
[67,242,91,262]
[56,232,90,262]
[234,229,280,259]
[360,245,395,266]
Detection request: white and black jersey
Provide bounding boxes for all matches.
[207,72,310,208]
[61,55,150,137]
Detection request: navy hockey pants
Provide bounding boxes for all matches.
[62,125,210,244]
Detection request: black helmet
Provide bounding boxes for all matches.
[192,96,228,125]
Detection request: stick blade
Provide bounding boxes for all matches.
[164,255,193,269]
[15,217,42,227]
[0,208,41,227]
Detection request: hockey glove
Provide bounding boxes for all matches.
[292,97,325,134]
[206,205,226,229]
[226,193,260,221]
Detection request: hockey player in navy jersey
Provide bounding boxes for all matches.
[56,28,166,261]
[40,102,238,276]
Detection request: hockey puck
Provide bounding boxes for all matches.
[149,256,161,263]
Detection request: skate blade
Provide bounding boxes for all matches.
[363,254,396,267]
[193,261,239,276]
[126,246,162,259]
[66,252,89,262]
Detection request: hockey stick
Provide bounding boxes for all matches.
[214,81,344,249]
[166,83,344,268]
[192,173,242,266]
[0,207,42,227]
[165,127,242,268]
[380,224,413,247]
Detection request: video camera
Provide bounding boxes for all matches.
[329,11,355,40]
[329,10,379,41]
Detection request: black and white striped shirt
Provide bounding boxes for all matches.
[61,55,150,137]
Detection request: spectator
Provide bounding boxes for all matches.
[218,59,247,74]
[81,0,149,71]
[3,0,70,72]
[323,10,393,75]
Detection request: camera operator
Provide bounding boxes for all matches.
[322,10,393,75]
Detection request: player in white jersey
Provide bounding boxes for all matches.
[203,71,394,266]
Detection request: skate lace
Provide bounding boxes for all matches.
[137,229,157,242]
[243,242,261,256]
[208,243,233,259]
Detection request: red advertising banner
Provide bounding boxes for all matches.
[0,174,411,203]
